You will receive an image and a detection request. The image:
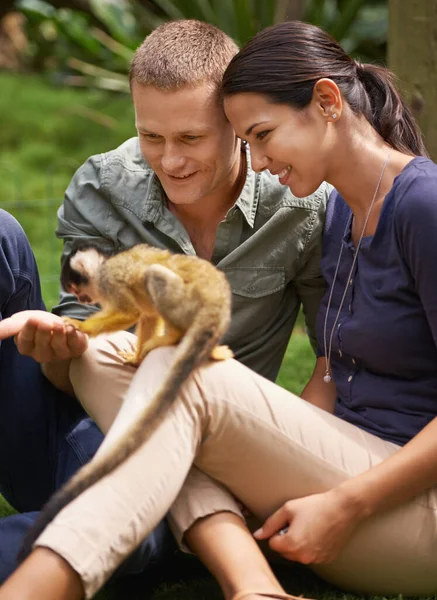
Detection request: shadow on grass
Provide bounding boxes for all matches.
[100,551,341,600]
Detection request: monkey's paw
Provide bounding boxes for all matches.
[117,349,140,367]
[210,345,234,361]
[62,316,85,331]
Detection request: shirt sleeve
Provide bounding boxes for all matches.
[52,155,114,319]
[394,172,437,349]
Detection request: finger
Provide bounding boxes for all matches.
[268,531,312,564]
[0,311,60,341]
[0,320,23,340]
[0,313,31,340]
[65,326,88,357]
[50,323,73,360]
[268,528,295,555]
[15,321,39,356]
[25,322,57,363]
[17,314,62,344]
[253,505,290,540]
[18,316,65,360]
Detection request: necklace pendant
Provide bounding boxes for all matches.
[323,372,332,384]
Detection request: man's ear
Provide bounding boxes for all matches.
[313,78,343,122]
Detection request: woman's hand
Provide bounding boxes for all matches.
[0,310,88,363]
[254,488,364,564]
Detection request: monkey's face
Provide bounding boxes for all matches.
[132,82,242,207]
[65,249,105,305]
[67,282,97,305]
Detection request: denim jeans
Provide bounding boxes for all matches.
[0,209,174,583]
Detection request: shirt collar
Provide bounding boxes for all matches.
[234,144,259,229]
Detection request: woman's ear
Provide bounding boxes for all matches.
[313,78,343,122]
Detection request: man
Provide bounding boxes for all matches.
[0,19,329,597]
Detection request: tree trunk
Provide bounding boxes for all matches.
[388,0,437,160]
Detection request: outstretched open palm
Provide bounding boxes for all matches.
[0,310,88,362]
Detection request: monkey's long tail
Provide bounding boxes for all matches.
[19,308,227,562]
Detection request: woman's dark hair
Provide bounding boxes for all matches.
[222,21,428,157]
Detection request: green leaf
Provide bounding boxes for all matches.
[16,0,55,17]
[54,10,103,55]
[89,0,143,47]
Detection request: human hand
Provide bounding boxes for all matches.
[0,310,88,363]
[254,489,363,564]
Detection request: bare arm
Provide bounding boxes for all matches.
[300,356,336,413]
[337,414,437,518]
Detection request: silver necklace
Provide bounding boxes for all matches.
[322,152,391,383]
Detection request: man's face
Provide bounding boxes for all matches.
[132,82,240,206]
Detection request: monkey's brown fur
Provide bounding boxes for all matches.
[20,243,232,560]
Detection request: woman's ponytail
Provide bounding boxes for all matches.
[355,62,429,157]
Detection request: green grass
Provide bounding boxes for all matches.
[0,73,402,600]
[0,72,135,308]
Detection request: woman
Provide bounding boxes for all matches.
[1,20,437,600]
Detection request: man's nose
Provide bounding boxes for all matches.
[160,145,186,172]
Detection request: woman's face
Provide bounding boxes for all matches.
[224,92,333,198]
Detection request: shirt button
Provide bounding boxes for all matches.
[352,358,356,364]
[348,375,353,382]
[349,278,353,285]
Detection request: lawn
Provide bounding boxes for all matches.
[0,72,399,600]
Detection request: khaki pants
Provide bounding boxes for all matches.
[36,332,437,598]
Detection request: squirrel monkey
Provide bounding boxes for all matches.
[58,241,232,365]
[20,241,233,560]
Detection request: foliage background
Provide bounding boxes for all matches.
[10,0,387,92]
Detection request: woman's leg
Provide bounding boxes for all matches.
[30,339,437,598]
[185,503,286,600]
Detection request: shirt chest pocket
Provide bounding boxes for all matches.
[222,267,286,299]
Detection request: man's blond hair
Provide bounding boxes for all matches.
[129,19,238,92]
